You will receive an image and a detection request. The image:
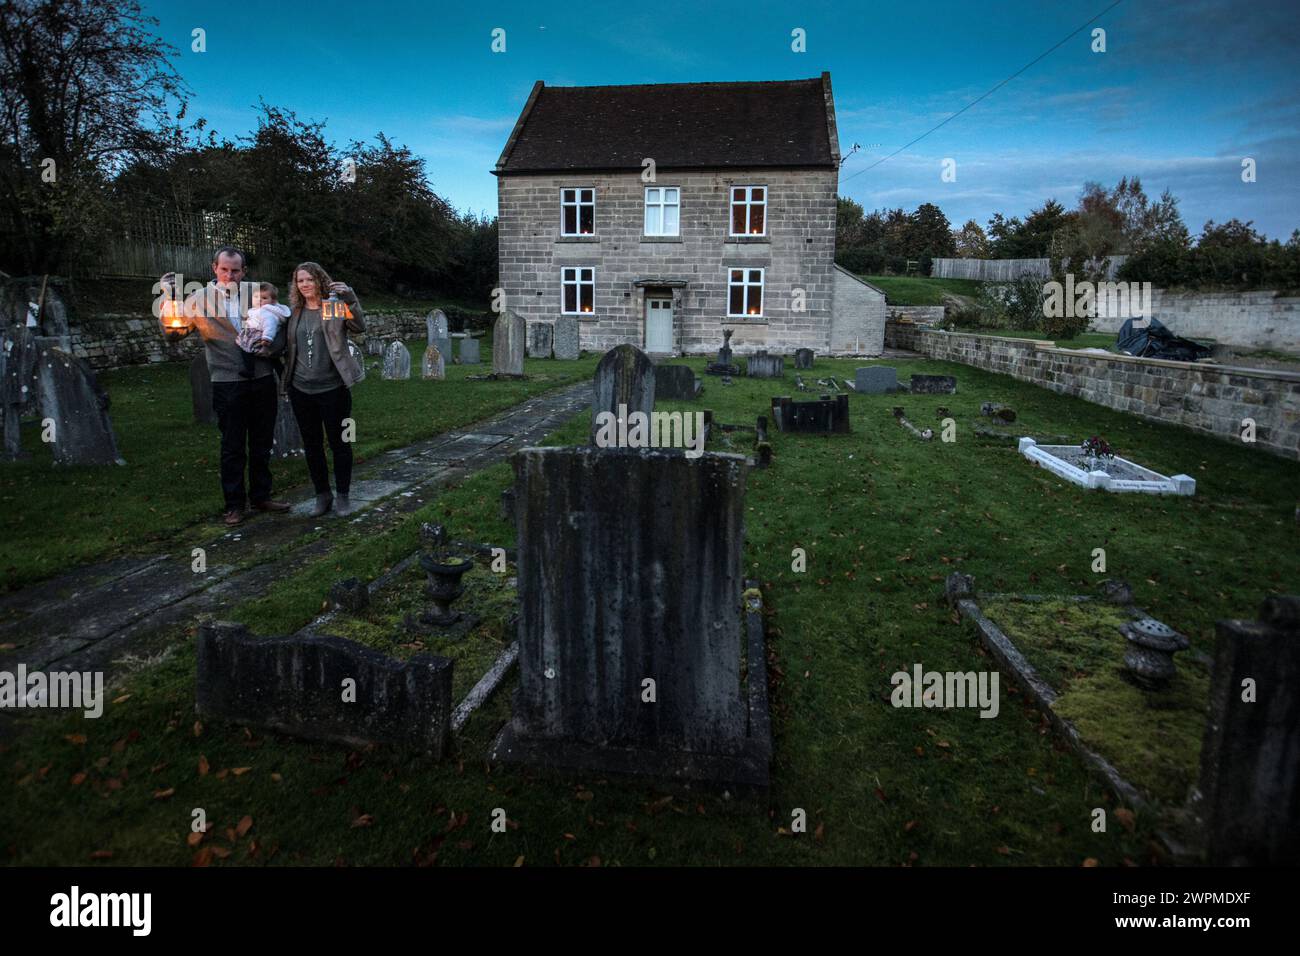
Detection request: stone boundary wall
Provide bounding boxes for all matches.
[66,311,431,371]
[1090,289,1300,352]
[931,256,1127,281]
[884,321,1300,461]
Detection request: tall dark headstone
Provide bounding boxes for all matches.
[0,325,39,459]
[190,354,217,425]
[553,316,580,360]
[590,345,655,444]
[793,348,814,370]
[1198,596,1300,865]
[654,364,701,401]
[490,446,767,784]
[527,322,553,359]
[493,311,526,377]
[717,329,734,366]
[459,337,481,365]
[34,348,124,465]
[426,309,451,363]
[745,350,784,379]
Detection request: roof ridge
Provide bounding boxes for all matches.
[542,77,823,92]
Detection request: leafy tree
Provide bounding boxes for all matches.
[908,203,955,258]
[952,219,989,258]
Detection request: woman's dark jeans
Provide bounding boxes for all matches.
[289,384,353,495]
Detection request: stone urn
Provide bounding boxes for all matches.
[419,553,473,626]
[1120,617,1189,688]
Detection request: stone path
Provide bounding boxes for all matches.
[0,382,591,696]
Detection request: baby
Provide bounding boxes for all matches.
[237,282,290,378]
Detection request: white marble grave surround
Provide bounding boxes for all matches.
[1018,438,1195,496]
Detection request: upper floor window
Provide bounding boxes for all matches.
[562,267,595,314]
[730,186,766,236]
[644,187,680,236]
[561,188,595,235]
[727,268,764,317]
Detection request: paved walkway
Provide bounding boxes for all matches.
[0,382,591,693]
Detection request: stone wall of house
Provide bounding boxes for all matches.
[1090,289,1300,352]
[828,266,885,354]
[66,311,431,371]
[496,167,838,356]
[884,321,1300,461]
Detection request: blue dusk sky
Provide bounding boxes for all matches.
[142,0,1299,239]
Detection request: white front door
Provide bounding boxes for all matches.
[645,297,673,352]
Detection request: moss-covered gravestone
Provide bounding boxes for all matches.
[590,344,654,444]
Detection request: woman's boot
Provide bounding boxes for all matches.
[311,493,333,517]
[335,493,355,517]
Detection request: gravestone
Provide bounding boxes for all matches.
[35,348,125,465]
[527,322,553,359]
[382,341,411,380]
[794,348,814,370]
[1198,596,1300,866]
[422,344,445,380]
[770,394,850,433]
[365,337,384,356]
[0,324,40,459]
[854,366,898,394]
[910,374,958,394]
[493,311,526,377]
[717,329,734,366]
[490,445,767,784]
[590,344,655,444]
[745,350,784,379]
[272,391,304,458]
[553,316,580,360]
[190,354,217,425]
[459,337,481,365]
[196,621,453,756]
[347,341,366,383]
[426,309,451,363]
[654,364,701,401]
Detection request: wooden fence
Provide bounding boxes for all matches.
[93,208,289,280]
[932,256,1128,281]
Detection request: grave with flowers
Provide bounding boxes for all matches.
[1018,435,1196,495]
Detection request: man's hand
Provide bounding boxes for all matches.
[255,338,273,354]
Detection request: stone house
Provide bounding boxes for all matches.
[493,73,885,357]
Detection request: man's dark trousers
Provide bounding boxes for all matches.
[211,376,277,510]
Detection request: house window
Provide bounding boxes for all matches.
[730,186,766,236]
[727,268,764,317]
[562,267,595,314]
[644,187,680,236]
[561,188,595,235]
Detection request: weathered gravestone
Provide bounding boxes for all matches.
[272,391,304,458]
[489,446,769,785]
[771,394,850,433]
[745,350,784,379]
[459,336,481,365]
[794,348,814,370]
[1197,595,1300,866]
[35,348,125,465]
[365,337,384,356]
[493,311,526,377]
[347,341,366,383]
[590,344,655,445]
[426,310,451,363]
[196,621,453,756]
[910,374,958,394]
[717,329,734,365]
[382,341,411,380]
[527,322,553,359]
[553,316,580,360]
[422,344,445,380]
[854,366,898,394]
[654,364,701,400]
[190,354,217,425]
[0,324,40,459]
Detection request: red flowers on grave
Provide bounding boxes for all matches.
[1080,435,1115,463]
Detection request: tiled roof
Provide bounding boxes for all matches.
[496,74,838,174]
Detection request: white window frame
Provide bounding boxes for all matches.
[560,187,595,236]
[726,267,765,318]
[729,185,767,237]
[643,186,681,236]
[562,266,595,315]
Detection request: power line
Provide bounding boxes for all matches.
[840,0,1125,185]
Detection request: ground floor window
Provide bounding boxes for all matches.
[727,267,764,317]
[562,267,595,314]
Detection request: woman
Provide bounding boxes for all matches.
[282,262,366,517]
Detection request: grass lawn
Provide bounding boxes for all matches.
[859,275,984,305]
[0,339,600,590]
[4,354,1296,866]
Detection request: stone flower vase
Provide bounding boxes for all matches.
[419,553,473,626]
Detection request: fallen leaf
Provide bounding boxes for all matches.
[351,814,375,828]
[198,755,209,776]
[89,850,113,860]
[1114,808,1136,833]
[873,787,887,803]
[64,734,87,746]
[230,767,252,776]
[270,773,282,782]
[513,855,524,867]
[186,831,204,847]
[192,847,213,867]
[814,822,825,843]
[153,788,175,800]
[112,694,131,705]
[904,820,918,832]
[210,846,230,859]
[236,815,253,838]
[70,771,87,786]
[193,721,203,737]
[996,845,1011,855]
[1082,857,1100,867]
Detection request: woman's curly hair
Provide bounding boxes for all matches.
[289,261,334,310]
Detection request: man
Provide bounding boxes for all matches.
[160,246,290,526]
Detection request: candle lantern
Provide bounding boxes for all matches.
[159,296,190,338]
[322,290,353,321]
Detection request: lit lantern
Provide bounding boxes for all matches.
[322,291,352,321]
[159,297,189,336]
